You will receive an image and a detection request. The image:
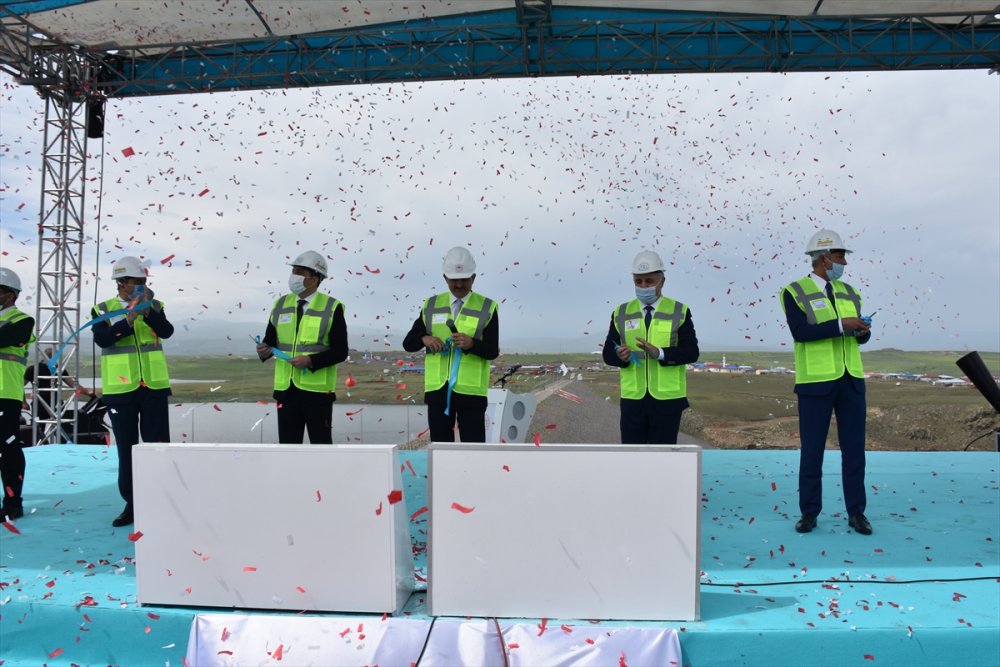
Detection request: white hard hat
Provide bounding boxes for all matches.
[290,250,328,278]
[112,256,148,280]
[442,247,476,279]
[631,250,665,274]
[805,229,852,255]
[0,266,22,293]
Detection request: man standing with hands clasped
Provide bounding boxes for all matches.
[781,229,873,536]
[256,251,348,445]
[403,247,499,443]
[92,256,173,527]
[603,250,699,444]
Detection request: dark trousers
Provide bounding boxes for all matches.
[107,389,170,506]
[427,404,487,443]
[0,398,26,509]
[620,395,686,444]
[276,385,334,444]
[797,375,867,517]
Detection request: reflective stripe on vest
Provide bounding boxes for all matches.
[0,308,34,401]
[270,293,341,393]
[613,298,688,400]
[96,297,171,394]
[423,291,496,397]
[781,277,864,384]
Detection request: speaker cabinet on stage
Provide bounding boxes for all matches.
[133,444,413,613]
[485,388,537,443]
[428,443,702,621]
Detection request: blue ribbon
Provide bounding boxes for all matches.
[47,299,153,374]
[253,335,294,363]
[444,342,463,417]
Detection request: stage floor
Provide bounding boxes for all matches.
[1,445,997,666]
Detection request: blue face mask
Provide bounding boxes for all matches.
[635,286,658,306]
[827,261,844,281]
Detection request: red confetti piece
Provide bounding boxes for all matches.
[45,579,56,588]
[502,465,510,472]
[316,490,322,502]
[586,638,595,645]
[217,650,233,656]
[128,531,143,542]
[508,643,520,649]
[147,612,160,620]
[450,502,475,514]
[544,424,557,430]
[160,254,175,264]
[533,433,541,446]
[212,404,222,412]
[537,618,548,636]
[405,460,416,476]
[387,489,403,504]
[121,147,135,157]
[375,501,383,516]
[560,624,573,633]
[363,265,381,274]
[49,648,64,659]
[242,566,257,572]
[771,482,777,491]
[221,627,230,641]
[296,586,306,593]
[863,655,875,661]
[197,188,209,197]
[273,644,284,660]
[620,652,629,667]
[2,520,21,534]
[410,506,429,521]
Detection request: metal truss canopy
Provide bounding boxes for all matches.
[1,5,999,100]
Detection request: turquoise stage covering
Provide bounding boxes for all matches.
[1,446,997,666]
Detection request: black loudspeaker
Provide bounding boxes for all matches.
[86,98,105,139]
[956,351,1000,415]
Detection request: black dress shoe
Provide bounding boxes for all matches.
[848,514,873,535]
[795,515,817,533]
[112,508,134,527]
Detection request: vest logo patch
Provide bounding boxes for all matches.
[624,319,640,331]
[810,299,827,310]
[432,313,447,324]
[279,314,292,324]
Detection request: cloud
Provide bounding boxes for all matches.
[1,70,997,352]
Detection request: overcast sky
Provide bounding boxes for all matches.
[1,69,998,353]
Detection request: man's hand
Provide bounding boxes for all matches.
[635,337,661,357]
[616,344,633,362]
[451,332,474,351]
[841,317,871,336]
[256,343,272,360]
[422,335,446,353]
[290,355,312,369]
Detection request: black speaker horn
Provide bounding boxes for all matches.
[956,351,1000,415]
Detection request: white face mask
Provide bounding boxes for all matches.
[635,286,658,306]
[288,274,307,295]
[827,261,844,281]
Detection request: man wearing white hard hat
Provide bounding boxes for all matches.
[256,250,348,444]
[603,250,699,444]
[0,267,36,521]
[781,229,873,536]
[92,256,174,527]
[403,246,499,443]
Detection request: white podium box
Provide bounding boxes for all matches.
[428,444,701,621]
[133,443,413,614]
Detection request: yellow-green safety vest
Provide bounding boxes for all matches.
[97,297,171,394]
[781,277,864,384]
[270,293,342,393]
[0,307,35,401]
[613,297,689,400]
[422,291,497,397]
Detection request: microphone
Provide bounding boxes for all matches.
[446,318,459,334]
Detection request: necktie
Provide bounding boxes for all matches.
[296,299,307,329]
[452,298,463,319]
[825,283,838,314]
[644,305,653,328]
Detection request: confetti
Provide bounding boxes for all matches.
[450,502,475,514]
[387,489,403,504]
